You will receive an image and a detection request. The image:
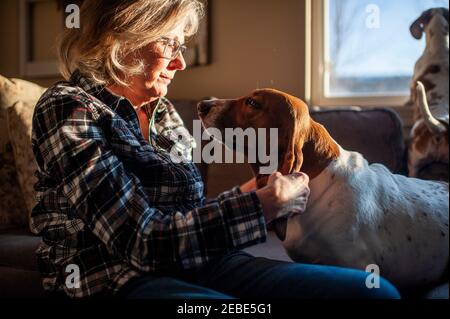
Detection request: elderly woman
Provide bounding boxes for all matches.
[30,0,400,299]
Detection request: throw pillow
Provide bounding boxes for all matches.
[7,101,39,219]
[0,74,45,230]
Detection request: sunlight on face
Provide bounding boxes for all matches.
[117,23,187,107]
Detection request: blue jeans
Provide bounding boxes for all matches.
[116,251,401,299]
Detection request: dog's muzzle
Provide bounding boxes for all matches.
[197,101,213,117]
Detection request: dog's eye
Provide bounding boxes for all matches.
[246,98,262,109]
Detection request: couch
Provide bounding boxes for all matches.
[0,75,448,299]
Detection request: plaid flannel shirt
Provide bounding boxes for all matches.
[30,71,267,298]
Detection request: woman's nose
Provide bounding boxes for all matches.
[169,52,187,71]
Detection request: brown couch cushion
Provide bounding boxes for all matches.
[0,228,44,297]
[311,108,406,173]
[0,143,28,230]
[0,228,41,271]
[0,228,45,297]
[0,267,45,298]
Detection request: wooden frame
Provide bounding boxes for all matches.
[309,0,410,108]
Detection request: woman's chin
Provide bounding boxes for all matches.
[157,87,168,98]
[145,84,168,99]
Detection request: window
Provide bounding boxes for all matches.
[311,0,449,107]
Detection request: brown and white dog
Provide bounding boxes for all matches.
[407,8,449,181]
[198,89,449,289]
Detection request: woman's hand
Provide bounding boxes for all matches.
[255,172,310,224]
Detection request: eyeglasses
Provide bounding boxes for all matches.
[157,37,187,60]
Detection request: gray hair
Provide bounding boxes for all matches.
[58,0,204,86]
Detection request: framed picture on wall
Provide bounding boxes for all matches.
[184,0,212,67]
[19,0,62,77]
[19,0,211,78]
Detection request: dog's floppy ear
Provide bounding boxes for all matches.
[255,135,303,189]
[410,9,432,40]
[255,102,306,188]
[279,129,304,175]
[278,95,312,176]
[279,105,307,175]
[255,138,303,188]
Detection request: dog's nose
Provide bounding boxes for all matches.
[197,101,213,116]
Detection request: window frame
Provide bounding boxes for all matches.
[309,0,412,109]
